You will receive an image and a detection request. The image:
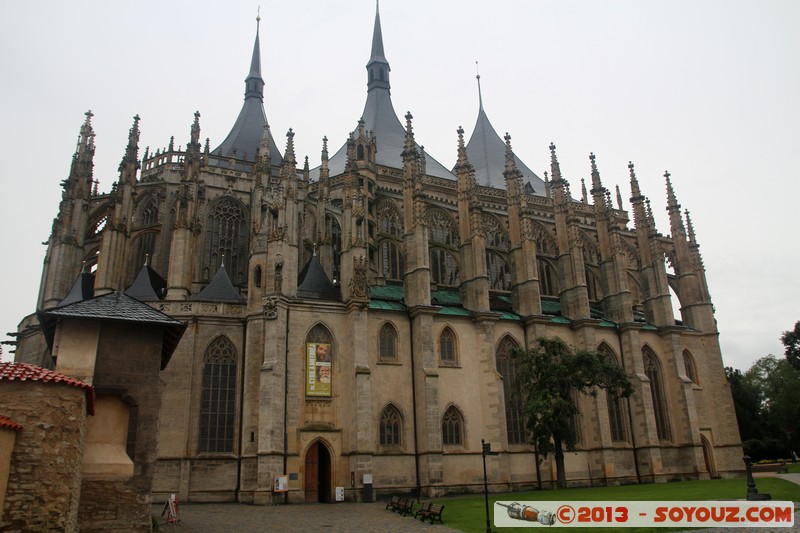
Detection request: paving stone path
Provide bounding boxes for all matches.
[153,474,800,533]
[154,500,462,533]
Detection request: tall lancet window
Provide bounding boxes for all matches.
[203,197,249,287]
[496,335,526,444]
[199,336,238,453]
[428,208,460,287]
[643,347,671,441]
[377,200,404,281]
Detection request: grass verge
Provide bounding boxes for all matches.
[431,477,799,533]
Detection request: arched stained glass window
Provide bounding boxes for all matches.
[538,258,559,297]
[487,250,511,291]
[379,322,398,361]
[643,347,671,441]
[199,336,237,453]
[379,405,402,447]
[203,197,249,287]
[430,249,459,287]
[683,350,698,383]
[428,209,458,246]
[496,336,525,444]
[439,326,457,364]
[442,405,464,446]
[139,195,159,227]
[599,343,628,443]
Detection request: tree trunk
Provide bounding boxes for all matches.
[554,436,567,488]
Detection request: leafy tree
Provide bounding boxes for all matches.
[781,321,800,370]
[725,366,763,441]
[729,355,800,459]
[511,337,633,488]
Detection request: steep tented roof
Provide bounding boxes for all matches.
[297,255,340,301]
[195,264,245,303]
[463,103,546,192]
[38,291,187,370]
[125,264,166,301]
[58,270,95,307]
[313,4,454,181]
[212,17,283,167]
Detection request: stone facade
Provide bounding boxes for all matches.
[14,6,742,506]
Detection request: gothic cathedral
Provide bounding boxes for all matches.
[14,7,742,503]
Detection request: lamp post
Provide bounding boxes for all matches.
[482,439,499,533]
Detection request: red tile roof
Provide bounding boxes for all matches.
[0,362,95,415]
[0,415,21,431]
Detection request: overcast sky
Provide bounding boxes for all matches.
[1,0,797,370]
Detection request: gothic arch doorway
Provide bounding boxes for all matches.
[304,440,332,503]
[700,435,717,478]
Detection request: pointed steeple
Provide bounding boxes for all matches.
[213,13,282,166]
[367,0,390,92]
[118,114,140,175]
[462,74,544,190]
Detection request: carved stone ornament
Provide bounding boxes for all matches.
[350,256,369,301]
[263,296,279,320]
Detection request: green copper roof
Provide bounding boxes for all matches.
[437,306,472,317]
[370,284,404,301]
[369,300,406,311]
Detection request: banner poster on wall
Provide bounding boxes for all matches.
[306,342,332,397]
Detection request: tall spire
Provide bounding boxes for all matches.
[245,11,265,101]
[366,0,390,92]
[213,12,281,165]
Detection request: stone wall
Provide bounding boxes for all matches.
[0,381,88,532]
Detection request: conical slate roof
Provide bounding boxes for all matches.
[58,270,95,307]
[463,105,545,192]
[195,264,245,303]
[125,264,166,301]
[213,17,283,167]
[297,255,340,301]
[312,4,454,181]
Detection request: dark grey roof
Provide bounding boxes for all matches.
[463,106,546,192]
[195,264,245,303]
[310,4,454,182]
[58,271,95,307]
[38,292,187,369]
[125,265,166,301]
[297,255,341,301]
[212,21,283,167]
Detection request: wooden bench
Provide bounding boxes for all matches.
[385,495,401,511]
[416,503,444,524]
[751,462,789,474]
[396,498,414,516]
[413,501,432,519]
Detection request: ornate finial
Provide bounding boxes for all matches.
[615,185,623,210]
[476,61,484,109]
[220,254,226,268]
[685,209,696,242]
[457,126,465,146]
[256,5,261,24]
[589,152,597,172]
[581,178,588,203]
[144,253,150,267]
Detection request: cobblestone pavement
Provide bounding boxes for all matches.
[154,475,800,533]
[153,500,463,533]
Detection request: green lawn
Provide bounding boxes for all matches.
[432,477,800,533]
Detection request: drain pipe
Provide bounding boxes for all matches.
[283,304,290,504]
[408,309,422,501]
[615,322,641,484]
[235,318,248,501]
